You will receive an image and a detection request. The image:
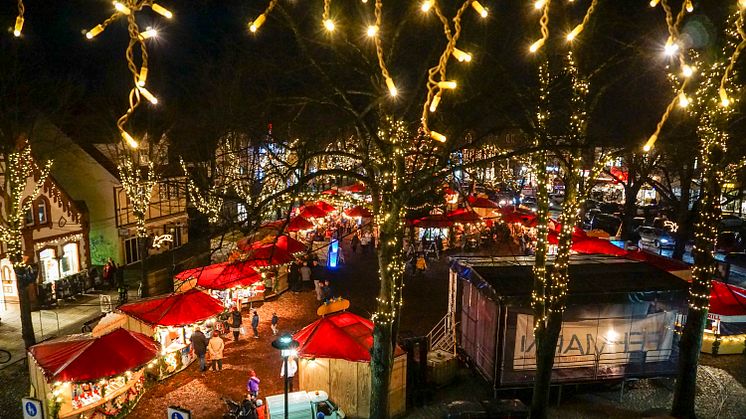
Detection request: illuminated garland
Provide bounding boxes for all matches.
[117,153,159,238]
[84,1,173,149]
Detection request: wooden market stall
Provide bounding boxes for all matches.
[174,260,265,307]
[117,288,224,379]
[27,325,159,418]
[293,311,407,418]
[701,281,746,355]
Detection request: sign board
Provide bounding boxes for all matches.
[100,294,112,313]
[22,397,43,419]
[512,311,677,371]
[167,406,191,419]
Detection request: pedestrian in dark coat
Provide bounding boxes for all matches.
[271,312,279,335]
[231,306,242,342]
[191,327,209,372]
[351,233,360,254]
[251,311,260,338]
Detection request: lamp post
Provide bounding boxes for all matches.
[271,333,299,419]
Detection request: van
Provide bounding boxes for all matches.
[265,390,345,419]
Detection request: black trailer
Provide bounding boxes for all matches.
[450,255,688,388]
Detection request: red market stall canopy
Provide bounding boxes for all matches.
[498,206,537,225]
[571,237,629,257]
[28,328,159,382]
[468,196,499,209]
[263,216,315,232]
[298,204,328,219]
[447,208,483,224]
[321,188,338,195]
[314,200,336,213]
[118,288,224,327]
[175,261,262,290]
[242,243,294,266]
[338,182,367,193]
[344,205,373,218]
[411,213,452,228]
[293,311,404,362]
[709,281,746,322]
[237,235,307,255]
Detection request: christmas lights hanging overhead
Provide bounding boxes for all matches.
[84,1,173,149]
[13,0,24,37]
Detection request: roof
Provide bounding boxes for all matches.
[293,311,404,362]
[118,288,224,326]
[451,255,689,304]
[709,280,746,321]
[175,261,262,290]
[28,328,159,382]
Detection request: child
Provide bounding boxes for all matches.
[247,370,261,397]
[271,312,279,335]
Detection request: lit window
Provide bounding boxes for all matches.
[25,208,34,225]
[37,201,47,224]
[39,248,60,282]
[60,243,79,277]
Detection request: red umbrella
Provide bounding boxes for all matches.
[118,288,224,327]
[299,204,327,219]
[338,183,366,193]
[29,328,159,382]
[447,208,483,224]
[315,200,336,213]
[175,261,261,290]
[467,196,499,209]
[293,312,404,362]
[244,243,294,266]
[344,205,373,218]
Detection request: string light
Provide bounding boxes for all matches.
[151,3,173,19]
[121,130,139,149]
[113,1,132,15]
[437,80,457,89]
[421,0,433,12]
[471,1,488,18]
[430,131,447,142]
[385,76,397,96]
[529,38,545,53]
[534,0,546,10]
[566,0,599,42]
[682,64,694,77]
[366,25,379,37]
[429,94,441,112]
[13,0,24,37]
[324,19,336,31]
[138,27,158,40]
[86,24,105,39]
[452,47,472,62]
[678,92,690,107]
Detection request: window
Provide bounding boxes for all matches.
[39,248,60,282]
[37,201,47,224]
[237,203,248,222]
[124,237,141,264]
[1,264,15,296]
[60,243,80,277]
[169,225,183,248]
[25,208,34,226]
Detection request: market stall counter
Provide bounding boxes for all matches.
[27,323,159,419]
[117,288,224,379]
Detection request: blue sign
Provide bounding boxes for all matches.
[25,402,37,416]
[327,239,339,269]
[167,406,191,419]
[22,398,43,419]
[171,412,183,419]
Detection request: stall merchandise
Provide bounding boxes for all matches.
[27,328,158,418]
[294,311,406,418]
[701,281,746,355]
[117,289,224,379]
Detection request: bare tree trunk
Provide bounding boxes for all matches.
[530,310,562,419]
[620,183,642,241]
[672,183,693,261]
[14,267,36,349]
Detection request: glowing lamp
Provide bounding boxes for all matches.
[366,25,378,37]
[113,1,132,15]
[137,66,148,87]
[121,131,139,149]
[86,24,105,39]
[682,65,694,78]
[719,88,730,107]
[567,25,582,41]
[138,28,158,40]
[138,87,159,105]
[649,0,660,6]
[534,0,546,10]
[452,48,472,62]
[324,19,335,31]
[437,80,457,89]
[529,38,544,53]
[685,0,693,12]
[429,94,441,112]
[664,39,678,56]
[471,1,488,18]
[430,130,447,143]
[14,16,23,37]
[385,77,397,96]
[421,0,433,12]
[678,92,689,108]
[250,14,266,32]
[151,3,173,19]
[643,134,657,152]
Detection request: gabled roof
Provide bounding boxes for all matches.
[118,288,224,326]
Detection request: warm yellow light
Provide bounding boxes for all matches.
[366,25,379,37]
[121,131,139,148]
[138,28,158,40]
[429,94,441,112]
[138,87,159,105]
[529,38,544,53]
[437,80,457,89]
[421,0,433,12]
[137,66,148,87]
[719,88,730,107]
[324,19,335,31]
[682,65,694,78]
[566,25,582,41]
[740,0,746,8]
[534,0,546,10]
[472,1,488,18]
[649,0,660,6]
[678,92,689,108]
[113,1,132,15]
[14,16,24,37]
[385,77,397,97]
[250,14,266,32]
[643,134,657,152]
[86,24,105,39]
[452,48,472,62]
[685,0,693,12]
[151,3,173,19]
[430,131,447,143]
[664,38,678,56]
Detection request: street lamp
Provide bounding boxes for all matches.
[272,333,299,419]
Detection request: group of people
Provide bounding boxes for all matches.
[349,228,374,254]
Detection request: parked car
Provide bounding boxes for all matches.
[719,215,744,231]
[588,213,622,236]
[716,231,745,253]
[265,390,345,419]
[598,202,623,215]
[637,226,676,249]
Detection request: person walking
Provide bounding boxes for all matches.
[289,259,301,292]
[230,306,242,342]
[271,312,279,336]
[300,262,312,291]
[246,370,261,397]
[103,258,116,290]
[191,326,209,372]
[251,311,260,338]
[280,356,298,392]
[351,232,360,254]
[207,330,225,371]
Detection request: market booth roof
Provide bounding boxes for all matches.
[467,196,499,209]
[298,204,328,219]
[293,311,404,362]
[338,182,366,193]
[314,200,336,213]
[447,208,482,224]
[709,281,746,320]
[28,328,159,382]
[175,261,261,290]
[118,288,224,327]
[411,213,452,228]
[344,205,372,218]
[238,235,307,255]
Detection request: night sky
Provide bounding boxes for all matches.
[1,1,737,156]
